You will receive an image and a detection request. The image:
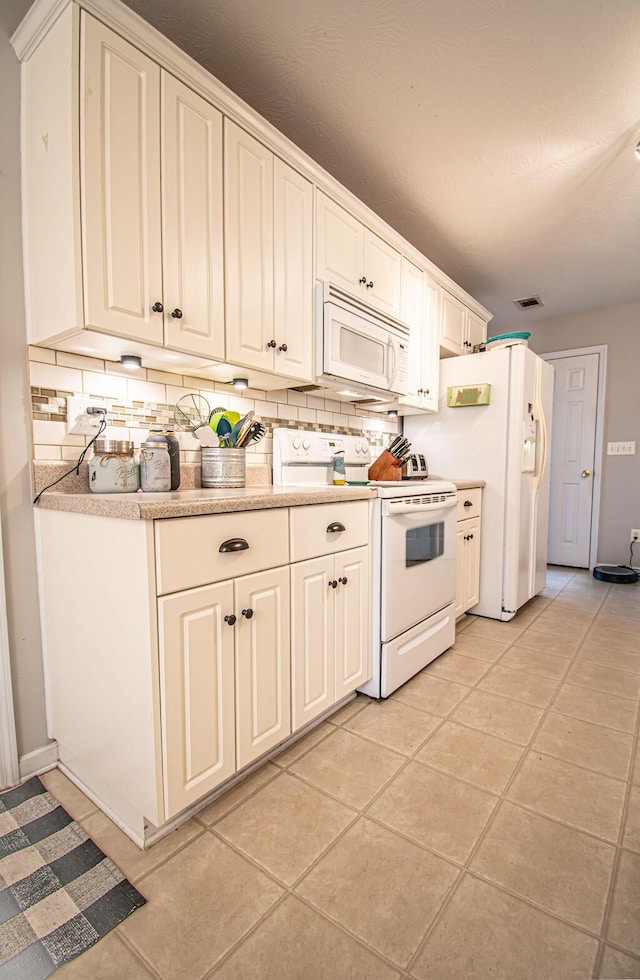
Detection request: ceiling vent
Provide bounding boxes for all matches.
[513,295,544,310]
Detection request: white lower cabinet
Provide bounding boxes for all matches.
[159,566,291,819]
[455,489,482,617]
[291,546,369,731]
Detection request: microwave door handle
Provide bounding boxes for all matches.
[388,336,397,385]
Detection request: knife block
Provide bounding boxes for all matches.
[368,450,403,482]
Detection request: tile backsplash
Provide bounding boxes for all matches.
[29,348,400,476]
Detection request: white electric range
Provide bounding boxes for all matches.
[273,429,458,697]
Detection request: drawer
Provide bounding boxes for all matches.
[290,500,369,563]
[457,488,482,521]
[155,508,289,595]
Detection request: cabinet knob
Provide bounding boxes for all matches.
[224,614,237,626]
[278,343,288,352]
[329,579,338,589]
[468,533,474,540]
[424,389,430,395]
[338,576,348,585]
[327,522,346,533]
[241,608,254,619]
[359,276,367,285]
[464,500,473,507]
[152,301,164,313]
[219,537,249,553]
[366,280,374,289]
[171,308,183,319]
[266,339,277,348]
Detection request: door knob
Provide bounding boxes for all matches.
[581,469,591,478]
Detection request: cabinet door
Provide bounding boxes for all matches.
[440,290,467,355]
[398,259,423,407]
[421,276,440,411]
[462,517,481,611]
[235,566,291,768]
[225,120,274,370]
[273,159,314,382]
[291,556,335,731]
[81,15,163,343]
[466,310,487,351]
[363,230,402,317]
[162,74,224,360]
[315,191,364,295]
[454,524,467,618]
[159,581,235,819]
[334,547,370,699]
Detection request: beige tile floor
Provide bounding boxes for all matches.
[45,567,640,979]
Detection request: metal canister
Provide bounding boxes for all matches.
[140,441,171,492]
[201,448,246,488]
[89,440,140,493]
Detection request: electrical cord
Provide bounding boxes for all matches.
[33,411,108,505]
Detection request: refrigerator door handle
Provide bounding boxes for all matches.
[533,370,549,492]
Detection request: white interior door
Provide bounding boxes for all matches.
[547,352,599,567]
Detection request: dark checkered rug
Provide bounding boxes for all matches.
[0,776,145,978]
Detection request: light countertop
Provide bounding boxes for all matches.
[34,485,376,520]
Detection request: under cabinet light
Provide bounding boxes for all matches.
[120,354,142,370]
[232,377,249,389]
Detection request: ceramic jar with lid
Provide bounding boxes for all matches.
[140,441,171,492]
[89,440,140,493]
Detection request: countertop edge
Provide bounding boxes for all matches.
[34,486,377,519]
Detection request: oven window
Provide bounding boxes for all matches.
[406,521,444,567]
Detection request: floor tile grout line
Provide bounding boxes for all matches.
[131,822,209,887]
[115,929,164,979]
[547,704,639,739]
[406,569,614,974]
[200,890,291,979]
[594,641,640,977]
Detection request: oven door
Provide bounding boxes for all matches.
[380,496,458,642]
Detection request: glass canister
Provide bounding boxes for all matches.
[140,441,171,492]
[146,424,181,490]
[89,440,140,493]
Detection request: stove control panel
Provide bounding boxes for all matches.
[273,428,372,485]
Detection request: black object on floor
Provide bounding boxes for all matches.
[593,564,639,584]
[0,776,146,979]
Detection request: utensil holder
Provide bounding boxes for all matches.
[201,448,246,488]
[368,450,403,482]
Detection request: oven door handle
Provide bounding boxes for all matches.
[386,497,458,516]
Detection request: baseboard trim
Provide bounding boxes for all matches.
[19,741,59,780]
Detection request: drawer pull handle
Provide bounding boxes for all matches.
[463,500,473,507]
[241,608,254,619]
[327,522,346,534]
[329,579,338,589]
[338,576,348,585]
[224,614,236,626]
[219,537,249,553]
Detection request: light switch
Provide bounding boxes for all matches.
[607,441,636,455]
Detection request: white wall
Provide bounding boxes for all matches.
[0,0,51,759]
[528,301,640,566]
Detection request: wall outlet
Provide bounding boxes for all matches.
[66,396,108,435]
[631,529,640,544]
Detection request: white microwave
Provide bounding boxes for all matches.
[315,283,410,397]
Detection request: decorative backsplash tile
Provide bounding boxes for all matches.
[28,348,399,474]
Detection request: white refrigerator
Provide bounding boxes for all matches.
[404,345,554,621]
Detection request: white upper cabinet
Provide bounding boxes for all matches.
[316,192,402,318]
[440,287,488,357]
[15,2,491,373]
[82,15,163,343]
[161,74,225,360]
[396,260,439,414]
[225,120,314,381]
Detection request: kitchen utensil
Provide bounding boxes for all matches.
[231,411,255,448]
[193,426,220,447]
[388,435,403,455]
[174,393,211,433]
[239,421,266,447]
